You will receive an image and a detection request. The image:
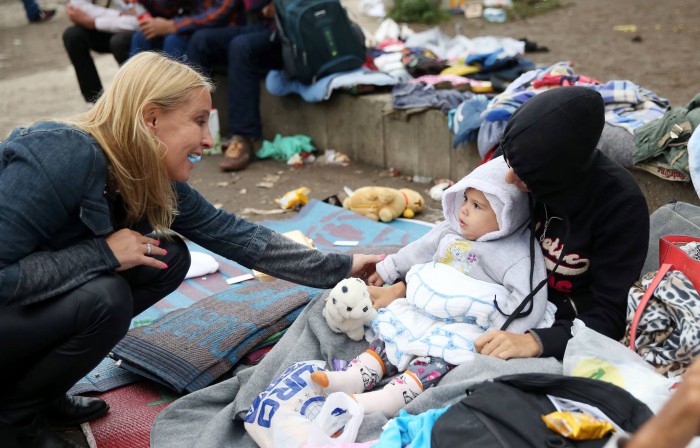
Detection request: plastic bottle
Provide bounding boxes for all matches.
[482,7,506,23]
[125,0,151,19]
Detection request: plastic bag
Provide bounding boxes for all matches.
[204,108,222,155]
[306,392,364,446]
[257,134,316,162]
[563,320,678,413]
[244,360,327,448]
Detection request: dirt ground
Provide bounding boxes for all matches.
[0,0,698,445]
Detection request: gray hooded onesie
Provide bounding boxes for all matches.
[375,156,549,335]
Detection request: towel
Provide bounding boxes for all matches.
[368,262,555,370]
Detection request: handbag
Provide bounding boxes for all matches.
[629,235,700,352]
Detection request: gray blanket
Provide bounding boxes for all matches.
[151,292,562,448]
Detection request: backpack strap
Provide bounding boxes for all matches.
[629,263,672,352]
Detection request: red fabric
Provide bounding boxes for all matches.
[88,382,180,448]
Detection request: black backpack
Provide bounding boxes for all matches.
[431,373,653,448]
[273,0,366,84]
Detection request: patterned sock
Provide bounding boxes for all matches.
[353,371,424,416]
[311,350,385,394]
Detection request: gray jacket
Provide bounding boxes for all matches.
[376,157,548,334]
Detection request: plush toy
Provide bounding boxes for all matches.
[323,278,378,341]
[343,187,425,222]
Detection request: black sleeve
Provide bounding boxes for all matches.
[532,179,649,359]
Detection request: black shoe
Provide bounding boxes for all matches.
[15,415,80,448]
[30,9,56,23]
[43,395,109,426]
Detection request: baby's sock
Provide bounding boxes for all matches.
[353,371,424,416]
[311,350,385,394]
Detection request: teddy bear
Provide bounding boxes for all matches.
[323,278,378,341]
[343,187,425,222]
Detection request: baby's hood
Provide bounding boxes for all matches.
[442,156,529,242]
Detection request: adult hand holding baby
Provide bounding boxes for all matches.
[475,330,541,360]
[369,281,406,310]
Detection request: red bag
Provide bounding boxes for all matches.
[629,235,700,352]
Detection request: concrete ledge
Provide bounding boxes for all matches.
[213,84,699,213]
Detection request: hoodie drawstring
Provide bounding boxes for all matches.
[496,200,570,331]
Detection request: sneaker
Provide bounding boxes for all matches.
[30,9,56,23]
[219,135,254,172]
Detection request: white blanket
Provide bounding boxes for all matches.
[367,262,555,370]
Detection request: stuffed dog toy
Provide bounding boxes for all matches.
[323,278,377,341]
[343,187,424,222]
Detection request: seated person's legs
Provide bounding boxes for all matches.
[220,28,283,172]
[130,31,160,57]
[63,25,115,103]
[186,27,241,76]
[110,31,136,65]
[162,33,189,60]
[21,0,54,23]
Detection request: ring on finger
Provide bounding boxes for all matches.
[146,242,152,255]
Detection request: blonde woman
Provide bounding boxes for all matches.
[0,52,380,448]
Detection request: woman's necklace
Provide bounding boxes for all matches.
[540,204,563,243]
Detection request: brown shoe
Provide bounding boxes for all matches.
[219,135,253,172]
[30,9,56,23]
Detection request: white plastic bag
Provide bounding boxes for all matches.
[244,360,327,448]
[184,251,219,279]
[306,392,364,446]
[563,320,679,413]
[204,108,222,155]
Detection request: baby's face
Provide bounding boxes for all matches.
[458,188,499,240]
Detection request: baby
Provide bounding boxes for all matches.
[311,156,553,415]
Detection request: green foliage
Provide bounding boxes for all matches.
[389,0,451,24]
[508,0,572,20]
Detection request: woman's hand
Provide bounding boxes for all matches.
[106,229,168,271]
[474,330,541,360]
[350,254,385,283]
[369,281,405,310]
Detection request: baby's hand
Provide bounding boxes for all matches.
[367,272,384,286]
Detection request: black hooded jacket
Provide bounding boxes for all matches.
[500,87,650,359]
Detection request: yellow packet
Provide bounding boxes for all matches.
[542,411,614,440]
[276,187,310,210]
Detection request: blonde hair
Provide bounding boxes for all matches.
[65,52,214,234]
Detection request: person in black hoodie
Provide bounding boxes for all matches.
[474,86,650,360]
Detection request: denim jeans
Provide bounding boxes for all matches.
[20,0,41,22]
[186,25,282,139]
[0,236,190,424]
[130,31,189,59]
[63,26,133,103]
